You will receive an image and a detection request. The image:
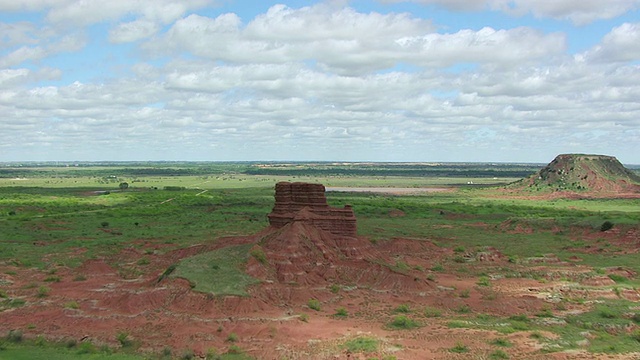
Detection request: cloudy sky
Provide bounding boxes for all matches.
[1,0,639,163]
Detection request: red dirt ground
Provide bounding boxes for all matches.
[2,226,639,359]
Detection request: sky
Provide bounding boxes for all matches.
[1,0,639,164]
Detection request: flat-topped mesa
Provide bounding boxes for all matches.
[267,182,357,237]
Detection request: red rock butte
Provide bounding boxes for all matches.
[267,182,357,237]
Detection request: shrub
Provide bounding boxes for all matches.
[299,313,309,322]
[387,315,420,330]
[162,346,172,357]
[394,304,411,313]
[449,342,468,353]
[490,349,510,359]
[600,221,614,232]
[116,331,132,347]
[424,306,441,318]
[477,276,491,287]
[431,264,444,272]
[64,301,79,309]
[77,342,96,354]
[180,349,195,360]
[7,330,23,343]
[226,333,238,342]
[101,221,109,228]
[226,345,243,354]
[307,299,321,311]
[334,307,348,318]
[490,338,512,347]
[36,286,50,298]
[342,336,379,353]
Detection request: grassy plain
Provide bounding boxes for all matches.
[1,162,639,358]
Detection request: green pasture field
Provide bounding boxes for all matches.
[1,162,639,358]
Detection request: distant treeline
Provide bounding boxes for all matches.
[0,162,542,178]
[243,167,536,178]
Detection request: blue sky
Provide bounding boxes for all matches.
[1,0,639,163]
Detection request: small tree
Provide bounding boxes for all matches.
[119,182,129,190]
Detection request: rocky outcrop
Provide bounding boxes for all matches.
[510,154,640,195]
[267,182,357,237]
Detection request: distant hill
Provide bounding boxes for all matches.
[510,154,640,195]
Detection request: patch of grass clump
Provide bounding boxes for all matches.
[226,333,238,343]
[116,331,132,347]
[307,299,321,311]
[387,315,420,330]
[490,349,510,359]
[449,342,468,353]
[393,304,411,313]
[341,336,379,353]
[64,301,79,309]
[477,276,491,287]
[423,306,441,318]
[334,307,348,318]
[36,285,50,298]
[490,338,512,347]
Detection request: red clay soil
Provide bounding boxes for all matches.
[1,236,639,359]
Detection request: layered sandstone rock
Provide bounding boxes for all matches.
[267,182,357,237]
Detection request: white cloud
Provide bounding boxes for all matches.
[379,0,640,24]
[109,19,160,43]
[583,22,640,62]
[146,5,561,75]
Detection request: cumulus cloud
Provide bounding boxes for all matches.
[145,4,562,75]
[582,22,640,62]
[379,0,640,24]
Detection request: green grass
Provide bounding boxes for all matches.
[171,243,260,296]
[386,315,420,330]
[341,337,379,353]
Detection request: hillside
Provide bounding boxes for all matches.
[511,154,640,195]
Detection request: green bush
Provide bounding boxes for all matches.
[226,333,238,342]
[116,331,132,347]
[307,299,321,311]
[341,336,378,353]
[7,330,23,343]
[36,285,50,298]
[449,342,468,353]
[424,306,441,318]
[334,307,348,318]
[387,315,420,330]
[490,349,510,359]
[393,304,411,313]
[600,221,614,232]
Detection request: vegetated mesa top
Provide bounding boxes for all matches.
[267,182,357,237]
[517,153,640,193]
